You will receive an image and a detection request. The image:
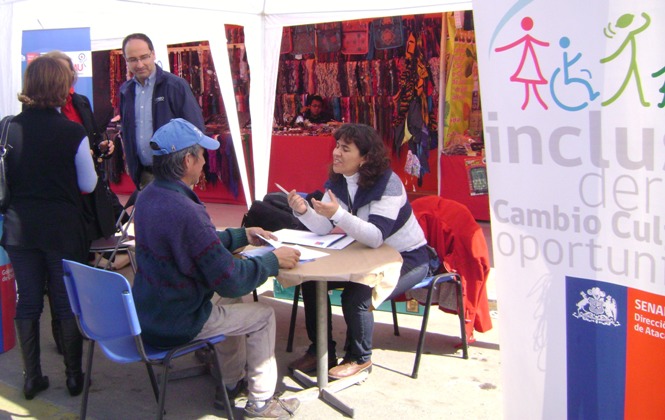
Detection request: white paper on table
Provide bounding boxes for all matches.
[255,234,330,261]
[289,245,330,261]
[272,228,353,249]
[325,235,355,250]
[256,233,282,250]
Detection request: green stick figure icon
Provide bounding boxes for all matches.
[600,12,651,107]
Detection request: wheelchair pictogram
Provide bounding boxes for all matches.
[549,37,599,111]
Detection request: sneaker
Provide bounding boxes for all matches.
[244,397,300,419]
[214,379,248,410]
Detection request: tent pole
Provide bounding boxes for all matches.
[437,13,448,197]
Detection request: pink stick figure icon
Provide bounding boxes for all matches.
[495,17,550,110]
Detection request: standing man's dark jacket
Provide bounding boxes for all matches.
[119,65,205,187]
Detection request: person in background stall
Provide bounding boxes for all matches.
[293,95,336,125]
[4,56,97,400]
[119,33,205,189]
[132,118,301,419]
[285,123,430,379]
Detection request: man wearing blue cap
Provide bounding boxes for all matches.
[132,118,301,418]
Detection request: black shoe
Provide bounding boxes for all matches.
[214,378,248,410]
[15,319,50,400]
[24,375,49,400]
[56,319,84,397]
[66,372,84,396]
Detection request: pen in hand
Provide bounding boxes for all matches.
[276,183,309,214]
[275,183,290,195]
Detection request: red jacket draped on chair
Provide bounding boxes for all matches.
[412,196,493,338]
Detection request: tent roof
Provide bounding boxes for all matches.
[0,0,471,206]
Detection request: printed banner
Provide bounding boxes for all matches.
[21,28,93,105]
[472,0,665,418]
[567,277,665,418]
[0,216,16,354]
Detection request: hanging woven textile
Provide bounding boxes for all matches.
[373,17,404,50]
[303,59,316,94]
[442,13,477,148]
[316,22,342,55]
[292,25,316,55]
[281,27,293,55]
[391,28,438,186]
[341,20,370,55]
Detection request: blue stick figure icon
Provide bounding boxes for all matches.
[550,37,599,111]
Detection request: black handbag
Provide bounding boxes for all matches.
[0,115,14,213]
[242,193,307,232]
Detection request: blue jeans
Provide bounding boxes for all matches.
[301,260,429,364]
[7,246,77,321]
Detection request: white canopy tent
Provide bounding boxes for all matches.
[0,0,472,207]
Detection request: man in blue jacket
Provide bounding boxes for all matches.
[119,33,205,188]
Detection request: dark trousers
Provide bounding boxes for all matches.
[7,246,76,321]
[301,261,429,364]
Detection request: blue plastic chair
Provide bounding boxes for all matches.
[62,260,233,420]
[390,270,468,379]
[285,265,467,379]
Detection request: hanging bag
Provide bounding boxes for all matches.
[373,17,404,50]
[316,22,342,55]
[341,20,370,55]
[292,25,316,55]
[281,27,293,55]
[0,116,14,213]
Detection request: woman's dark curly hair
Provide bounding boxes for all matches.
[328,124,390,189]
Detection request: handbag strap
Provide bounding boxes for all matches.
[0,116,14,158]
[0,115,14,148]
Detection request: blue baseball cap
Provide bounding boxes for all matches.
[150,118,219,155]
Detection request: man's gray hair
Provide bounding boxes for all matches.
[152,144,202,181]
